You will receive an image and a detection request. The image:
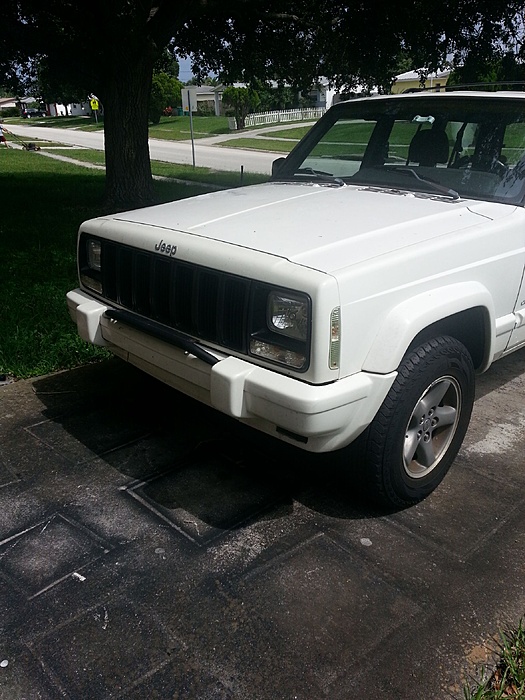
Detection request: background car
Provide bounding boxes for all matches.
[21,107,47,118]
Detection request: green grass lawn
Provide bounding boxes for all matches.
[5,115,105,131]
[219,138,295,153]
[42,148,107,163]
[148,115,231,139]
[258,125,314,140]
[0,148,243,379]
[25,147,269,189]
[4,114,232,139]
[151,161,268,187]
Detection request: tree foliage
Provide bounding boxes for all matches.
[178,1,525,92]
[251,81,298,111]
[221,86,260,128]
[185,76,220,87]
[448,52,525,87]
[36,62,87,107]
[1,1,524,210]
[154,50,180,80]
[149,72,183,124]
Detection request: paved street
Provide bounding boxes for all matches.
[4,123,283,174]
[0,348,524,699]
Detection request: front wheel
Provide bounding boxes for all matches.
[353,336,475,508]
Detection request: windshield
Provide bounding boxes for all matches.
[274,94,525,204]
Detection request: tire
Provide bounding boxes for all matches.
[354,335,475,508]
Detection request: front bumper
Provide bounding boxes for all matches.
[67,289,396,452]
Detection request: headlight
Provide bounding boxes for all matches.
[87,239,102,271]
[268,292,308,341]
[79,235,103,293]
[249,285,311,371]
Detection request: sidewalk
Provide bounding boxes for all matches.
[0,352,524,699]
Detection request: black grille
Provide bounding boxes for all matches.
[101,241,251,352]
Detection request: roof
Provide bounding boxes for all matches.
[395,69,451,82]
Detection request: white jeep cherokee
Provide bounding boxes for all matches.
[68,89,525,507]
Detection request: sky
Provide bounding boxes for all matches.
[177,56,194,83]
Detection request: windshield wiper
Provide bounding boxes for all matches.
[290,167,345,187]
[385,166,460,200]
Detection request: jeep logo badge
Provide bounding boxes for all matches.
[155,240,177,257]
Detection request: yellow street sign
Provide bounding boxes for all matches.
[90,99,99,111]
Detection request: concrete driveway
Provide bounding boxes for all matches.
[0,348,524,699]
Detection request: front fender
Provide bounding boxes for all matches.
[362,282,495,373]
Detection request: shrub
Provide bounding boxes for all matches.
[1,107,20,118]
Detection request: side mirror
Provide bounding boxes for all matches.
[271,157,286,178]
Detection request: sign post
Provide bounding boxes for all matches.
[181,88,197,168]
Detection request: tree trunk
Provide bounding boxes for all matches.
[101,46,155,212]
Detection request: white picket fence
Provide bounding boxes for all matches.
[228,107,326,130]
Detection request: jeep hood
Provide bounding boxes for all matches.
[113,182,512,274]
